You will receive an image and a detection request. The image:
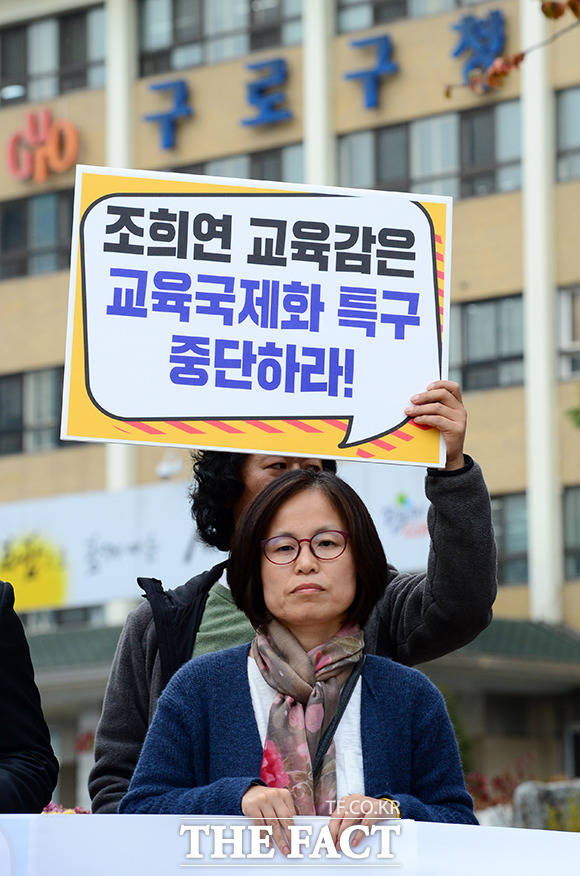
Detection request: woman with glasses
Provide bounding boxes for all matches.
[119,468,476,850]
[91,380,497,815]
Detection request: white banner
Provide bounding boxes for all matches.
[0,815,578,875]
[0,464,429,612]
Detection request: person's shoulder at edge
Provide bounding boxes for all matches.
[0,578,15,613]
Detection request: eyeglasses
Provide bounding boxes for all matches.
[261,530,350,565]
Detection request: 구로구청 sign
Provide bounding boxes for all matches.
[61,166,451,465]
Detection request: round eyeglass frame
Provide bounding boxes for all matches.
[260,530,350,565]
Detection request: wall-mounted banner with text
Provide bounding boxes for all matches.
[62,166,452,465]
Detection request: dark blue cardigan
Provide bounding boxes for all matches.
[119,644,476,824]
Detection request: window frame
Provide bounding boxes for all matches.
[564,722,580,778]
[336,0,494,32]
[0,5,104,105]
[449,294,524,392]
[249,0,301,52]
[563,486,580,581]
[556,86,580,184]
[460,104,522,198]
[338,101,521,200]
[558,284,580,380]
[0,190,73,281]
[0,366,67,457]
[138,0,302,76]
[172,142,304,183]
[336,0,409,33]
[0,374,24,455]
[20,603,106,633]
[490,492,529,587]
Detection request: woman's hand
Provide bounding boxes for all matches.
[241,785,295,856]
[328,794,388,851]
[404,380,467,471]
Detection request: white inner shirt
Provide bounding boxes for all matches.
[247,656,365,806]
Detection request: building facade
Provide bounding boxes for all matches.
[0,0,579,806]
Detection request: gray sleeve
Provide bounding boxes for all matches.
[364,458,497,665]
[89,601,162,814]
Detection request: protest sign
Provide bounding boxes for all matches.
[62,166,452,465]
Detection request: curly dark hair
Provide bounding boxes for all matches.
[190,451,337,552]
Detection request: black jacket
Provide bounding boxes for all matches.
[0,581,59,812]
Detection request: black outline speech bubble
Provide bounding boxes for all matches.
[80,192,441,449]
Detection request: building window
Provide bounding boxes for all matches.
[491,493,528,586]
[337,0,409,31]
[449,295,524,391]
[564,487,580,580]
[557,87,580,183]
[485,694,529,736]
[565,724,580,778]
[138,0,302,76]
[336,0,484,32]
[559,285,580,379]
[21,604,106,633]
[0,6,104,105]
[338,101,521,199]
[0,368,65,456]
[0,191,73,280]
[175,142,304,183]
[461,101,521,197]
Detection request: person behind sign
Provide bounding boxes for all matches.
[0,580,59,813]
[90,380,497,813]
[119,469,477,850]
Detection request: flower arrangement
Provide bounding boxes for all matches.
[42,802,90,814]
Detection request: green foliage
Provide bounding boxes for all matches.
[567,403,580,428]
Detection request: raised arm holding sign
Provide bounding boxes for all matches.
[89,379,496,813]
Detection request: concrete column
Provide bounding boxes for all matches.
[104,0,138,622]
[105,0,137,169]
[520,0,563,623]
[303,0,336,185]
[104,0,137,495]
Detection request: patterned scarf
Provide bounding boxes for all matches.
[250,619,364,816]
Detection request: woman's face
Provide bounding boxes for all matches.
[260,487,356,647]
[234,455,324,523]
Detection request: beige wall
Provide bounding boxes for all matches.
[563,583,580,631]
[493,585,530,622]
[474,734,563,781]
[0,90,105,202]
[0,271,69,373]
[0,6,578,627]
[135,46,303,170]
[0,445,105,502]
[333,1,520,133]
